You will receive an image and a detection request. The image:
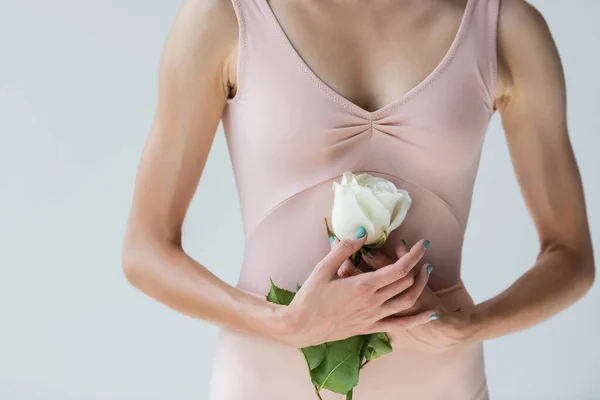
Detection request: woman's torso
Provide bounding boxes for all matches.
[222,0,498,293]
[212,0,499,398]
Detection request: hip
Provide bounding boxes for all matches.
[209,283,487,400]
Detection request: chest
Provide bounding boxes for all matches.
[230,0,470,113]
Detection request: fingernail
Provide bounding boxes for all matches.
[329,235,335,245]
[354,226,367,239]
[424,240,431,250]
[402,239,407,246]
[427,264,433,275]
[429,313,439,321]
[366,250,375,258]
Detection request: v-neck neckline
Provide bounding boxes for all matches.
[259,0,475,121]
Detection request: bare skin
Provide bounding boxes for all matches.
[462,0,595,342]
[122,0,595,350]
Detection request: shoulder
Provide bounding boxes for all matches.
[495,0,561,107]
[498,0,547,25]
[161,0,239,71]
[169,0,238,50]
[159,0,240,95]
[497,0,551,49]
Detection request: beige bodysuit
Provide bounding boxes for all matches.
[211,0,500,398]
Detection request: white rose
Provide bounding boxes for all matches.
[331,171,412,246]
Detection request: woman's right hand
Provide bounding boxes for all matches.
[275,227,435,348]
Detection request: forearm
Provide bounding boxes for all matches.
[464,243,595,342]
[122,237,288,341]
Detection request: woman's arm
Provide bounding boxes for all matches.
[463,0,595,342]
[121,0,285,337]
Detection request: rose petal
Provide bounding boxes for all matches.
[372,191,401,218]
[388,189,412,232]
[353,186,392,245]
[355,173,397,195]
[331,181,375,241]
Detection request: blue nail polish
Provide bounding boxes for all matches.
[429,313,439,321]
[424,240,431,250]
[329,236,335,245]
[354,226,367,238]
[427,265,433,275]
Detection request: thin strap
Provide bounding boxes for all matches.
[468,0,501,112]
[487,0,501,101]
[226,0,247,105]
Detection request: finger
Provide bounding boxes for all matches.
[387,238,409,261]
[337,260,363,278]
[371,239,431,288]
[368,309,437,333]
[329,237,364,278]
[376,265,432,319]
[314,227,368,279]
[398,239,409,256]
[361,250,395,271]
[362,238,410,271]
[378,263,430,304]
[375,269,416,302]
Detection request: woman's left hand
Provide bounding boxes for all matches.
[387,284,473,352]
[337,241,474,353]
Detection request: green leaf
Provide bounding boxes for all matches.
[301,344,327,370]
[310,336,364,395]
[266,279,392,396]
[364,332,393,361]
[358,334,371,364]
[266,280,325,371]
[324,217,336,239]
[265,278,296,306]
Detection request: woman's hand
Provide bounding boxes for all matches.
[346,241,474,353]
[388,284,471,353]
[275,227,436,348]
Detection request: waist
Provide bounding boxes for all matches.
[433,280,474,310]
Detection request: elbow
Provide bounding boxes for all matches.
[541,241,596,299]
[122,251,139,287]
[121,244,143,288]
[121,231,179,289]
[121,234,153,288]
[567,247,596,300]
[575,236,596,297]
[577,255,595,297]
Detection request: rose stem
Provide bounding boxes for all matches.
[314,386,323,400]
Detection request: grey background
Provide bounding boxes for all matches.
[1,0,599,399]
